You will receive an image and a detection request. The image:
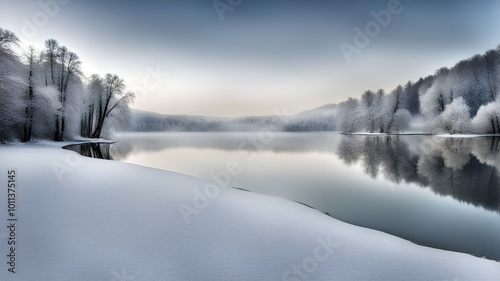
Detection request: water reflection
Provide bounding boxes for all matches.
[65,133,500,260]
[64,143,114,160]
[68,135,500,214]
[69,134,500,214]
[109,133,340,159]
[337,136,500,213]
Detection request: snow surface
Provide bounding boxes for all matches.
[345,132,430,136]
[0,144,499,281]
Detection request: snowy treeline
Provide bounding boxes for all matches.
[133,46,500,135]
[337,87,413,133]
[0,29,134,143]
[338,46,500,134]
[131,106,338,132]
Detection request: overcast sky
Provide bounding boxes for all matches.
[1,0,500,116]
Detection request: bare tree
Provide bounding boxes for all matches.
[52,45,81,141]
[44,39,59,86]
[91,74,134,138]
[0,28,19,54]
[81,74,104,137]
[22,47,41,142]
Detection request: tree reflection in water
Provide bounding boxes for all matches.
[64,143,113,160]
[337,136,500,213]
[65,135,500,214]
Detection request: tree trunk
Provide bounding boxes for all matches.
[54,113,60,141]
[60,108,65,140]
[89,103,94,137]
[23,62,34,142]
[50,53,54,85]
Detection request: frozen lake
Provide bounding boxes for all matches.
[66,132,500,261]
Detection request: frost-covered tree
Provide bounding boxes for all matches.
[21,45,71,141]
[307,45,500,135]
[0,29,25,142]
[360,90,377,132]
[373,89,386,132]
[381,86,411,133]
[0,54,26,142]
[417,47,500,123]
[60,51,83,139]
[401,81,420,115]
[337,98,361,133]
[484,49,499,101]
[336,86,411,134]
[40,40,84,141]
[54,46,80,141]
[471,101,500,134]
[419,68,454,119]
[436,97,471,134]
[0,30,136,142]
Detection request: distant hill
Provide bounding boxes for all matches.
[130,104,338,132]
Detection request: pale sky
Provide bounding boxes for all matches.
[1,0,500,117]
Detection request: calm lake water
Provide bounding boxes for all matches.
[66,132,500,261]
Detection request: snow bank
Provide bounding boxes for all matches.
[435,134,500,138]
[0,145,498,281]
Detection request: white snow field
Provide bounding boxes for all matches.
[0,144,499,281]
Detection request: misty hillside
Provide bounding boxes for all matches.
[130,103,339,133]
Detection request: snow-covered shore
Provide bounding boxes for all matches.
[0,144,498,281]
[344,132,500,138]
